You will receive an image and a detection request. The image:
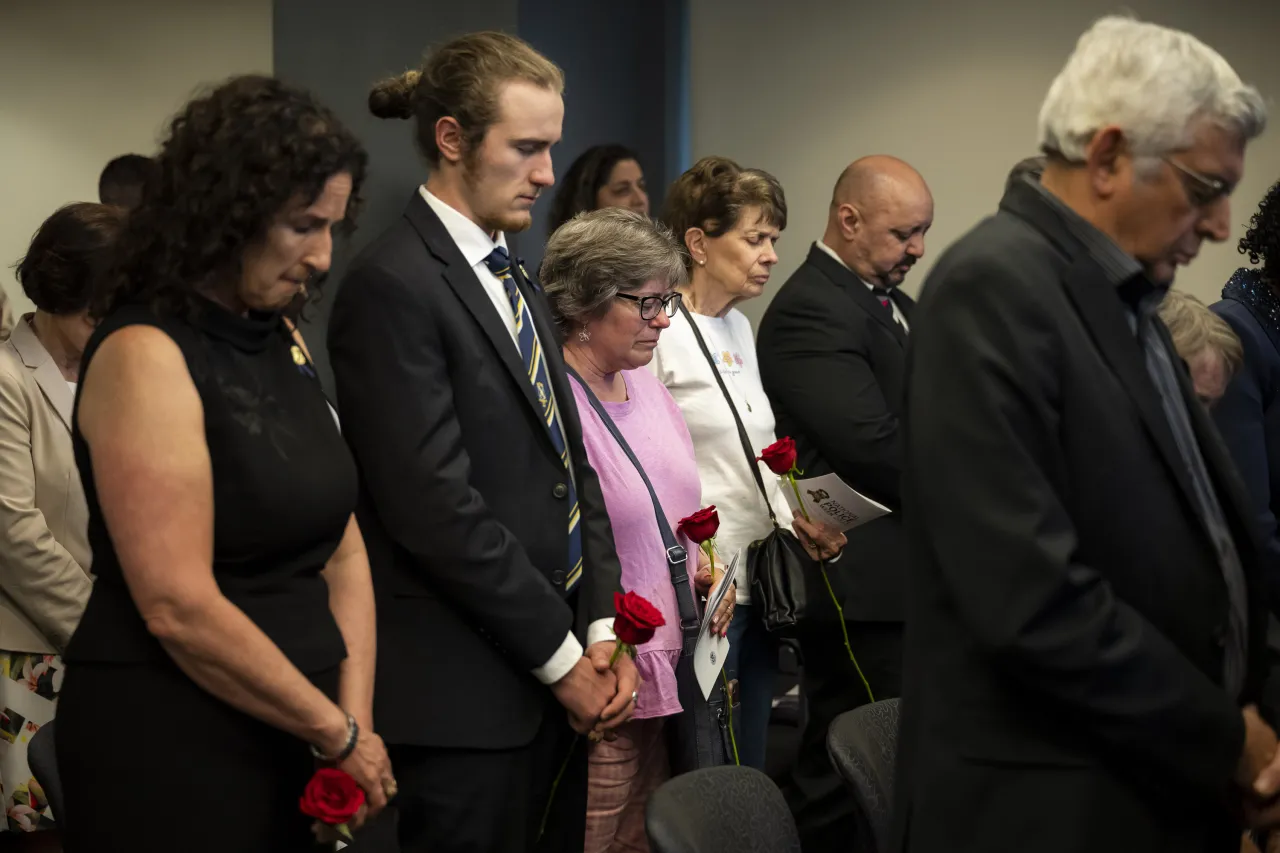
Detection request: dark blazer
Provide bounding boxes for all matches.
[893,179,1268,853]
[329,193,622,750]
[1213,288,1280,609]
[757,244,913,621]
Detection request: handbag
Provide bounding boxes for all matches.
[677,303,816,634]
[566,366,737,773]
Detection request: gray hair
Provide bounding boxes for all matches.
[540,207,688,339]
[1038,16,1267,166]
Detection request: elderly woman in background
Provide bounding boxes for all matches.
[546,144,650,235]
[1157,289,1242,407]
[55,76,391,853]
[652,156,845,771]
[542,207,732,852]
[0,202,119,846]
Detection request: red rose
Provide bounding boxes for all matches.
[677,506,719,544]
[613,591,666,646]
[299,768,365,826]
[758,437,797,476]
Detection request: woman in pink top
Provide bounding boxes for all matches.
[541,208,735,852]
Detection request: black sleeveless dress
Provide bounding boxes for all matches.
[56,298,356,852]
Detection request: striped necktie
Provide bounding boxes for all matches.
[483,246,582,593]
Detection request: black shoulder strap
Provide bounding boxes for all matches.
[677,303,778,527]
[565,366,701,650]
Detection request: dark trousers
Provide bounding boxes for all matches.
[785,615,903,853]
[59,660,341,853]
[357,692,586,853]
[725,603,780,770]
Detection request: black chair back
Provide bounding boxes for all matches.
[28,721,65,828]
[827,698,900,853]
[646,765,800,853]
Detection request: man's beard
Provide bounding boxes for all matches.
[478,208,533,235]
[462,157,535,235]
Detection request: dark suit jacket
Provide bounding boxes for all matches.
[893,179,1268,853]
[1213,290,1280,609]
[328,193,622,750]
[757,244,913,621]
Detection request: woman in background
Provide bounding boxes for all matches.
[56,76,391,852]
[1211,187,1280,853]
[542,207,732,852]
[0,202,120,848]
[1157,289,1241,408]
[546,144,650,234]
[1212,179,1280,608]
[653,156,844,771]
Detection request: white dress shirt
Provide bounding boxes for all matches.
[420,187,612,684]
[815,241,910,332]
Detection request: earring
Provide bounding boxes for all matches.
[697,258,706,266]
[578,326,591,342]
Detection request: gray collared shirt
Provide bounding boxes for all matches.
[1029,178,1249,697]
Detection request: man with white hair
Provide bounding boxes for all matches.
[894,16,1276,852]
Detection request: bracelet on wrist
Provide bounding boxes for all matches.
[310,711,359,763]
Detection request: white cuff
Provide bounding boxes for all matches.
[532,631,584,686]
[585,618,615,649]
[826,550,844,564]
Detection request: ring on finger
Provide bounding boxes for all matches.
[383,777,398,797]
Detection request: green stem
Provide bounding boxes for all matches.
[787,472,810,523]
[790,471,873,703]
[537,735,579,842]
[721,669,740,765]
[819,560,875,704]
[703,540,716,581]
[608,641,625,667]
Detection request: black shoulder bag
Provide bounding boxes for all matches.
[677,304,815,634]
[565,366,735,773]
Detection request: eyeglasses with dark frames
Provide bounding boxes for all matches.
[1162,156,1231,208]
[615,291,683,320]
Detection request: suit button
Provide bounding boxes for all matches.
[553,483,568,499]
[1213,625,1227,648]
[551,570,566,585]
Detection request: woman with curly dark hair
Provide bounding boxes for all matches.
[55,75,392,853]
[1213,178,1280,607]
[546,143,649,234]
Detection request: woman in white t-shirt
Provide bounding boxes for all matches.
[650,157,845,769]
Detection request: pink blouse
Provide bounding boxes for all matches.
[571,368,703,719]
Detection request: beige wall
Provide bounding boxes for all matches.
[0,0,272,317]
[690,0,1280,327]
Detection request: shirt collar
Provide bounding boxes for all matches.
[419,186,509,268]
[1025,176,1146,290]
[815,240,881,292]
